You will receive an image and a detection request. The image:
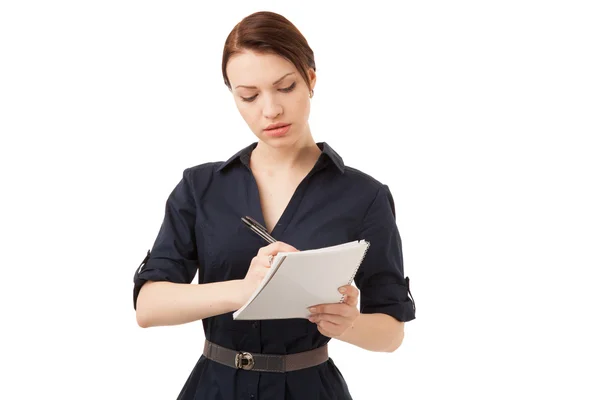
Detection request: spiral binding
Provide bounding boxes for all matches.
[338,240,371,303]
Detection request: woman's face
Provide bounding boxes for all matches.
[226,50,316,147]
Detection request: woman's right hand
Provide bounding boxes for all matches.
[241,241,298,302]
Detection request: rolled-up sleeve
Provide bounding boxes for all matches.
[133,168,199,310]
[354,184,416,322]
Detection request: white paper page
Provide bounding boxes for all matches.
[233,240,369,320]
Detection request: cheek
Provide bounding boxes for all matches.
[240,108,266,138]
[300,99,311,121]
[236,104,257,125]
[290,94,310,119]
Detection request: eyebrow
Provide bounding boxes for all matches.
[235,72,295,89]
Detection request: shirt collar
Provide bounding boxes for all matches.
[318,142,345,173]
[216,142,345,173]
[216,142,256,172]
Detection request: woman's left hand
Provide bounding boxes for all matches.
[308,285,360,338]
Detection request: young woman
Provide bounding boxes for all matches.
[133,11,416,400]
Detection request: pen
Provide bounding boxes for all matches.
[241,216,277,244]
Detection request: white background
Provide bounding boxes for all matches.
[1,1,599,399]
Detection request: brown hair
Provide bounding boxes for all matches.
[222,11,316,93]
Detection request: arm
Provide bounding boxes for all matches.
[133,167,235,328]
[136,279,246,328]
[309,184,416,351]
[337,313,404,352]
[136,241,298,328]
[134,168,240,328]
[308,285,405,353]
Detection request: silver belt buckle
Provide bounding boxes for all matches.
[235,352,255,370]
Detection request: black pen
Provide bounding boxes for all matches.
[241,216,277,244]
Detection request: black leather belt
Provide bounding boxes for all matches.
[203,340,329,373]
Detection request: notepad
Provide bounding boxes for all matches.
[233,240,370,320]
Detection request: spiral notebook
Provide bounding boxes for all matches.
[233,240,370,320]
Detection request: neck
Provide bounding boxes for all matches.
[251,133,321,173]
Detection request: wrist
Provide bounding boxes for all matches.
[232,279,252,309]
[338,313,361,340]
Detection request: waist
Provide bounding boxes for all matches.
[203,340,329,373]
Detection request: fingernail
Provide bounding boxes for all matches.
[339,287,346,293]
[308,307,316,312]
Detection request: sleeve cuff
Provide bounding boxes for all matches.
[132,256,193,310]
[360,280,416,322]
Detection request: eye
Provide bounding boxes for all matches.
[280,81,296,92]
[240,95,257,103]
[240,82,297,103]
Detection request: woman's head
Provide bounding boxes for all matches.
[222,11,317,147]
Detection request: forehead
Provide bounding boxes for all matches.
[227,50,297,88]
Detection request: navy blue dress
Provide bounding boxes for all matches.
[133,142,416,399]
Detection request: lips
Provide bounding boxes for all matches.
[265,123,290,131]
[264,124,291,137]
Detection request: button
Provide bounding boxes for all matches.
[252,321,259,328]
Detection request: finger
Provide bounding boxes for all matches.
[339,285,359,299]
[257,241,298,256]
[343,294,358,308]
[261,255,273,267]
[316,324,334,338]
[309,313,344,325]
[314,303,354,318]
[317,320,341,337]
[339,286,359,307]
[251,255,272,268]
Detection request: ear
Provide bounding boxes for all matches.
[308,68,317,91]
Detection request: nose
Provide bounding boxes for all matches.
[262,94,283,119]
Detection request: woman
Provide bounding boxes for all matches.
[133,11,416,400]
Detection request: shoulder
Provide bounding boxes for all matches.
[183,161,221,180]
[176,162,222,200]
[343,165,382,187]
[342,164,390,199]
[341,165,397,220]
